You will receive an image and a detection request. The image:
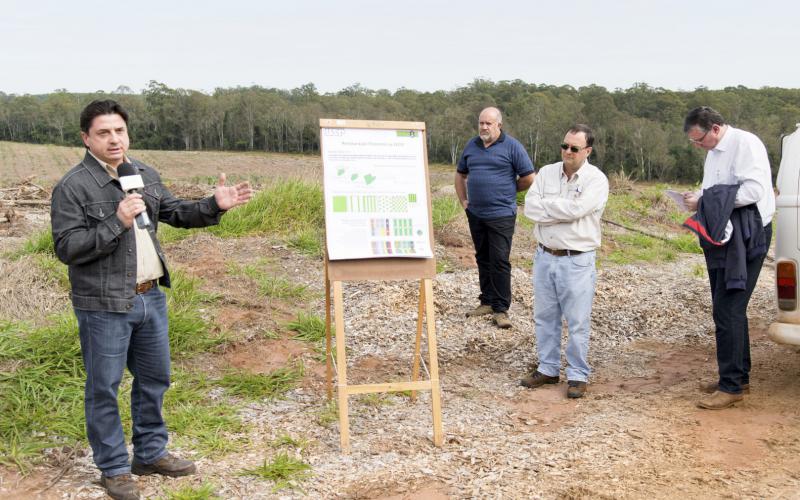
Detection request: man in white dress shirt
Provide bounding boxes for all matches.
[519,124,609,399]
[682,106,775,410]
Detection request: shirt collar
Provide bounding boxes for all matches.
[473,131,507,149]
[560,160,588,180]
[712,125,733,152]
[87,150,131,180]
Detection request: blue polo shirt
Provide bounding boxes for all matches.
[456,132,535,218]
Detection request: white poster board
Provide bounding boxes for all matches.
[321,123,433,260]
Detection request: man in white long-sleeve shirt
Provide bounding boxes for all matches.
[682,106,775,410]
[520,124,609,399]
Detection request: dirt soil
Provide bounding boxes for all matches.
[1,148,799,499]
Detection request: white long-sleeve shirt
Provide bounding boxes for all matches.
[524,160,609,252]
[699,126,775,225]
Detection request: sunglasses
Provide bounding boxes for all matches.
[560,143,589,153]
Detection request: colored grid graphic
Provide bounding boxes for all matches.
[370,240,417,256]
[332,195,409,213]
[370,218,413,237]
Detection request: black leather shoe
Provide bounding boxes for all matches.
[567,381,587,399]
[100,474,140,500]
[132,452,196,477]
[520,371,559,388]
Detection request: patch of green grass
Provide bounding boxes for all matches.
[289,228,323,257]
[516,189,528,206]
[0,262,236,469]
[605,233,677,265]
[669,233,702,253]
[287,312,325,343]
[604,193,652,226]
[209,180,323,238]
[218,363,304,401]
[316,400,338,427]
[691,263,707,278]
[165,271,226,355]
[165,370,247,456]
[260,330,280,340]
[157,224,196,244]
[7,229,54,259]
[32,254,70,290]
[271,433,310,451]
[357,393,393,408]
[432,195,462,230]
[517,213,534,229]
[436,258,452,274]
[229,262,308,299]
[158,179,323,244]
[241,452,312,492]
[0,315,85,470]
[162,482,221,500]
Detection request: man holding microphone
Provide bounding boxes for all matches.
[51,99,252,499]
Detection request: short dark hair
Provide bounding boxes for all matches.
[79,99,129,133]
[683,106,725,133]
[568,124,594,147]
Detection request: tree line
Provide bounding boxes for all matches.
[1,80,798,182]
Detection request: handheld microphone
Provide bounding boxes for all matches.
[117,162,151,229]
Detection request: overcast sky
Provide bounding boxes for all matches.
[2,0,798,95]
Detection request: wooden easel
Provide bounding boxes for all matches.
[324,258,443,452]
[320,119,443,453]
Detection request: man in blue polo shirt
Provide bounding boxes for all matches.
[455,107,535,328]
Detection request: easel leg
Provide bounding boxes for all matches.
[411,280,424,402]
[424,279,444,447]
[325,267,333,401]
[333,280,350,453]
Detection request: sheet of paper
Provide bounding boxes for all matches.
[322,127,432,260]
[665,189,688,211]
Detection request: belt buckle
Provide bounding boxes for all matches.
[136,280,154,294]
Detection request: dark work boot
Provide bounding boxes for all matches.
[100,474,140,500]
[131,452,196,477]
[520,371,559,388]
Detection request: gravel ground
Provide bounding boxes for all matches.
[3,215,800,499]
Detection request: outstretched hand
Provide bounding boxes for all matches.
[214,173,253,210]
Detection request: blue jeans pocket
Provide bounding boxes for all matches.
[570,252,595,268]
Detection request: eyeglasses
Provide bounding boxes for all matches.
[560,143,588,153]
[688,126,713,144]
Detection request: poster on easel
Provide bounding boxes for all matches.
[321,123,432,260]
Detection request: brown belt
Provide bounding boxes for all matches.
[135,279,158,294]
[539,244,585,257]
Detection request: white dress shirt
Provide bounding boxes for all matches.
[700,126,775,225]
[524,160,609,252]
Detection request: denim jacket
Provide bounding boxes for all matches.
[51,152,224,312]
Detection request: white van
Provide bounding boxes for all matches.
[768,124,800,345]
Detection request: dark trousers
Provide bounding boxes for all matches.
[466,210,516,313]
[707,224,772,395]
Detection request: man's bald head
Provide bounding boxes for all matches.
[478,107,503,146]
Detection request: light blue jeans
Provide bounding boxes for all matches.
[533,247,596,382]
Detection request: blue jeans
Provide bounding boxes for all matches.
[75,287,171,477]
[533,247,596,382]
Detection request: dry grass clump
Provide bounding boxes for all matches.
[608,168,635,193]
[0,256,69,323]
